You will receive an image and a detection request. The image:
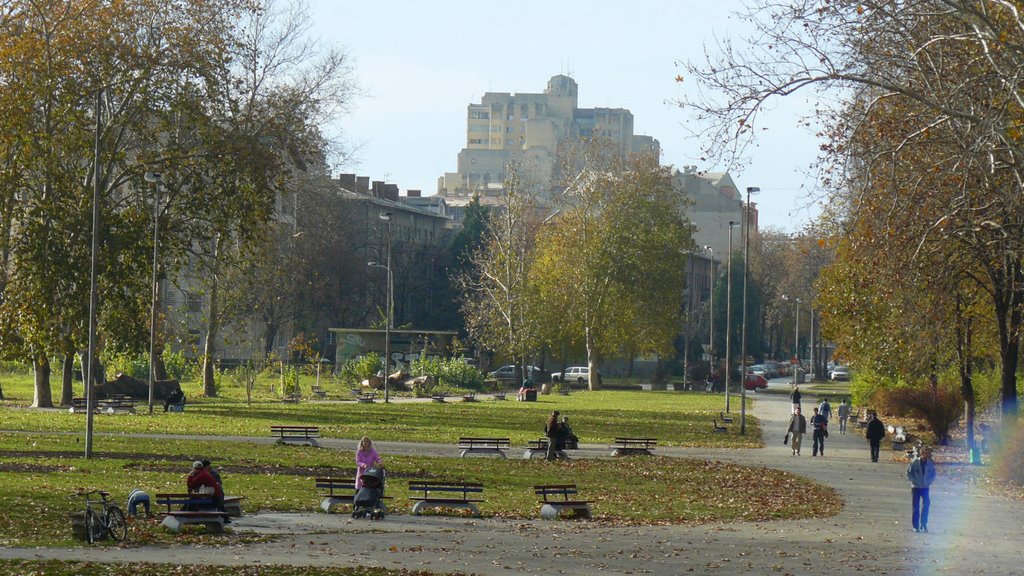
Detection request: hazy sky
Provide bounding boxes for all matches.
[308,1,827,232]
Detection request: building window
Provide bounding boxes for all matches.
[469,138,487,145]
[186,292,203,313]
[470,110,489,119]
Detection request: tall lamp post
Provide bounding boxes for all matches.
[144,172,162,414]
[783,294,801,385]
[724,221,738,413]
[703,245,715,380]
[369,211,394,402]
[740,187,759,435]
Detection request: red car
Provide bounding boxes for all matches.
[743,373,768,391]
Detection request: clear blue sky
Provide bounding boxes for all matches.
[308,0,825,232]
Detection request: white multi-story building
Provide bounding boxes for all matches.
[438,74,659,198]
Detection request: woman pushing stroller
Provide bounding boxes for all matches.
[353,436,387,519]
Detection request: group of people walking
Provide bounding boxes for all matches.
[786,389,833,457]
[787,385,937,533]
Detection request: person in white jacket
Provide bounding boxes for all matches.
[906,446,937,532]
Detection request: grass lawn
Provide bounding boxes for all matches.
[0,368,842,557]
[0,561,429,575]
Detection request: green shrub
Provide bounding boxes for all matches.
[339,353,382,387]
[161,349,192,382]
[101,351,149,380]
[410,356,484,391]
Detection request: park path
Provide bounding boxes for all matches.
[2,393,1023,575]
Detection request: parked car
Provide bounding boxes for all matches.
[743,373,769,391]
[551,366,596,385]
[749,364,769,378]
[829,366,851,381]
[488,365,543,383]
[774,361,791,377]
[762,361,780,378]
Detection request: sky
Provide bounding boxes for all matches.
[307,0,827,233]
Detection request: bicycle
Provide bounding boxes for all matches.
[74,490,127,543]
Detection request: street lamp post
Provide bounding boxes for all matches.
[724,221,738,413]
[740,187,759,435]
[703,245,715,383]
[783,294,801,385]
[370,211,394,403]
[144,172,162,414]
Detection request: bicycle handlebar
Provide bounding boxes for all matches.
[72,490,110,498]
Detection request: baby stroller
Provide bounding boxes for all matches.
[352,466,387,519]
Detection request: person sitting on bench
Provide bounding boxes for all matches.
[164,387,186,412]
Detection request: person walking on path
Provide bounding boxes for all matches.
[355,437,383,489]
[810,407,828,457]
[907,446,937,532]
[818,397,832,423]
[837,399,851,434]
[787,407,807,456]
[790,386,802,414]
[866,413,886,462]
[544,411,562,461]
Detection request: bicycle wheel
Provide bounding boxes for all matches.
[104,505,128,541]
[84,508,103,544]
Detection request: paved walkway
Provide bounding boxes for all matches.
[2,393,1022,575]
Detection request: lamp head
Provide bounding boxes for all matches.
[379,211,392,221]
[144,172,162,183]
[746,186,760,194]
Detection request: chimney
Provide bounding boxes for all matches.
[371,181,385,198]
[384,184,400,202]
[337,173,356,189]
[356,176,370,194]
[406,189,422,198]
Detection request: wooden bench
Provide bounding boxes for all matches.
[350,388,376,403]
[69,398,97,413]
[462,392,476,402]
[712,420,728,433]
[431,393,447,403]
[491,391,507,401]
[535,484,593,519]
[315,477,356,513]
[408,480,484,517]
[458,437,510,458]
[100,395,137,413]
[610,437,657,456]
[271,425,320,447]
[154,493,229,533]
[719,411,734,424]
[522,438,577,459]
[310,385,328,400]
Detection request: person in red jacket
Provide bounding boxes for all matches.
[186,460,226,519]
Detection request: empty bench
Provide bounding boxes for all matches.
[311,385,328,400]
[432,393,447,403]
[100,395,136,413]
[458,437,510,458]
[154,493,230,533]
[720,411,734,424]
[712,420,728,433]
[69,398,97,413]
[535,484,593,519]
[271,425,320,447]
[315,477,356,513]
[350,389,376,403]
[610,437,657,456]
[408,480,484,517]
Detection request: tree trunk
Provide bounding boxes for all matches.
[955,295,979,464]
[60,352,74,406]
[993,273,1021,419]
[586,326,601,391]
[31,353,53,408]
[203,239,222,397]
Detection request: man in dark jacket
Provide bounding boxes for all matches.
[866,413,887,462]
[810,407,828,457]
